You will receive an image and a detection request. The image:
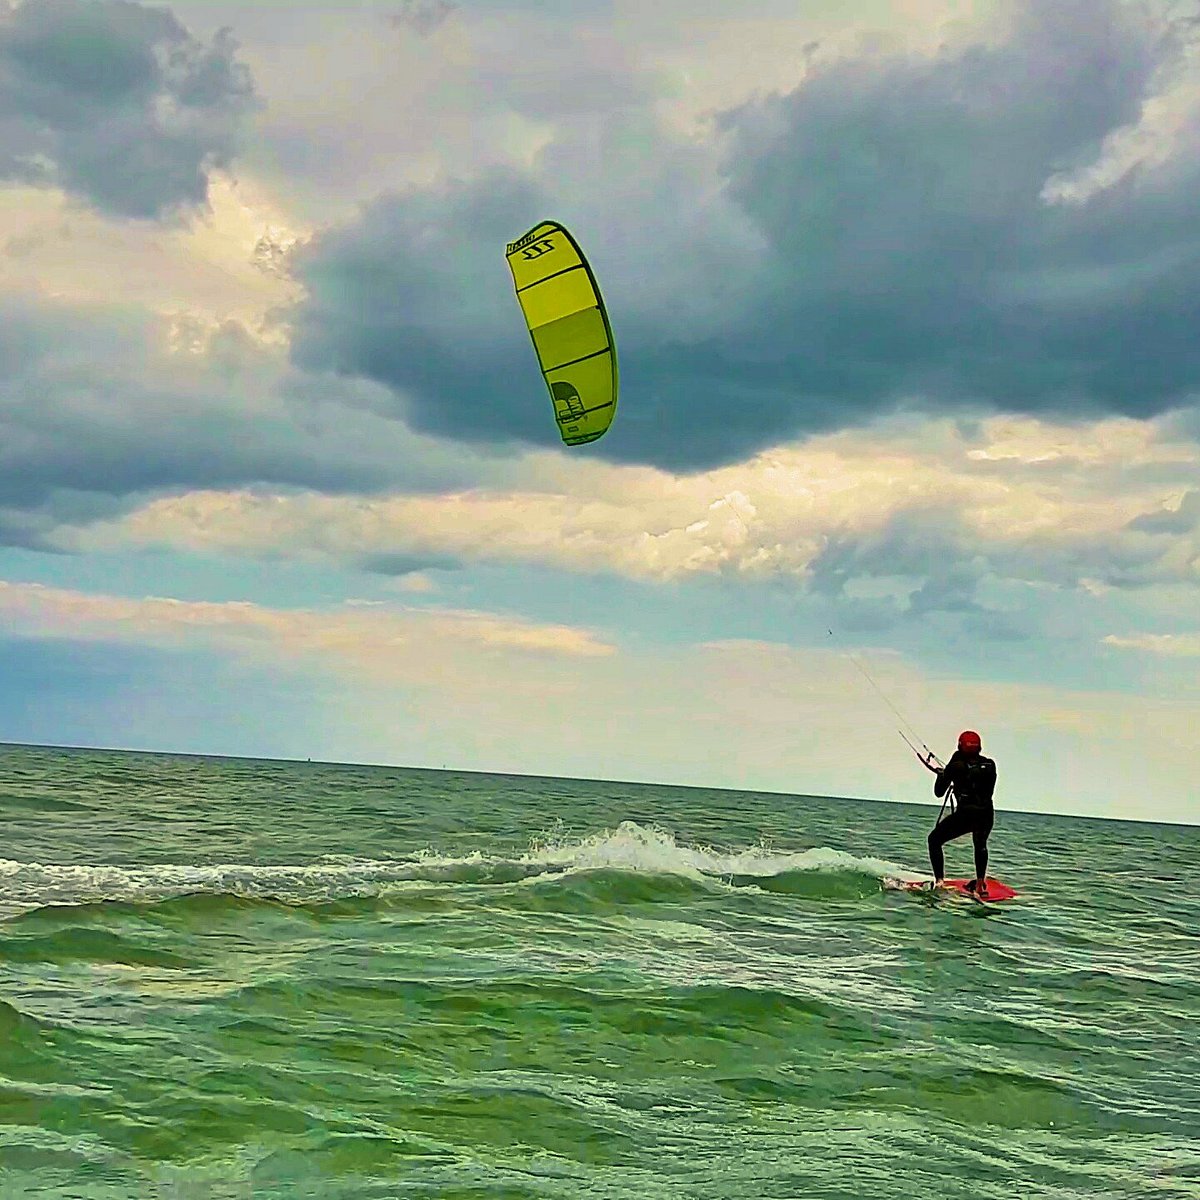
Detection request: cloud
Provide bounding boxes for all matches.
[385,0,455,39]
[0,290,513,547]
[0,0,257,220]
[286,0,1200,470]
[285,132,767,464]
[0,173,305,328]
[77,412,1200,606]
[216,4,638,219]
[281,6,767,461]
[0,580,616,677]
[1038,5,1200,207]
[1103,631,1200,657]
[390,570,438,593]
[694,0,1200,445]
[289,168,555,449]
[360,553,457,579]
[1128,487,1200,534]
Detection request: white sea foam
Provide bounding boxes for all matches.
[522,820,915,882]
[0,821,917,915]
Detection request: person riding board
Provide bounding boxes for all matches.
[920,730,996,897]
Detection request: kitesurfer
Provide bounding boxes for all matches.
[925,730,996,897]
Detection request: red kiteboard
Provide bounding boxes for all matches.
[886,877,1018,903]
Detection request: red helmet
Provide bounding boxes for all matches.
[957,730,982,752]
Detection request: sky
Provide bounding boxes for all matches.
[0,0,1197,825]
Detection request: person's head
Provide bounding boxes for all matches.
[957,729,982,757]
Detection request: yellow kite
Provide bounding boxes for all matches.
[505,221,618,446]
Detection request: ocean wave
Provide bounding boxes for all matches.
[0,821,917,918]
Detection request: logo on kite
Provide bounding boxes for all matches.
[504,220,619,447]
[521,239,555,261]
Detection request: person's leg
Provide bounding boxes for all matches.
[970,810,995,892]
[928,810,972,881]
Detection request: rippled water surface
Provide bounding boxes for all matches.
[1,743,1197,1198]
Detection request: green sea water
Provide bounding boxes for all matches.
[0,742,1197,1199]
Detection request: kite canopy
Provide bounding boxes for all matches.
[505,221,618,446]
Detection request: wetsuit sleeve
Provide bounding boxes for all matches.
[980,759,996,805]
[933,752,959,798]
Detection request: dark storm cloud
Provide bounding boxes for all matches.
[0,0,257,219]
[714,1,1188,425]
[0,294,484,548]
[289,169,554,449]
[289,0,1200,469]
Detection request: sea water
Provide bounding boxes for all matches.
[0,743,1196,1199]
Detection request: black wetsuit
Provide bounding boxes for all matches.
[928,750,996,882]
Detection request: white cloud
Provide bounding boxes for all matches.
[391,572,438,594]
[1103,632,1200,657]
[0,581,615,678]
[0,174,306,345]
[75,412,1200,593]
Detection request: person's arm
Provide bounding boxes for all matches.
[980,759,996,805]
[934,752,959,798]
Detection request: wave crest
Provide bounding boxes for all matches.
[0,821,915,917]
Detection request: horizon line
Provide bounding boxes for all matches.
[1,738,1193,832]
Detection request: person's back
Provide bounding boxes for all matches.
[928,730,996,894]
[935,745,996,811]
